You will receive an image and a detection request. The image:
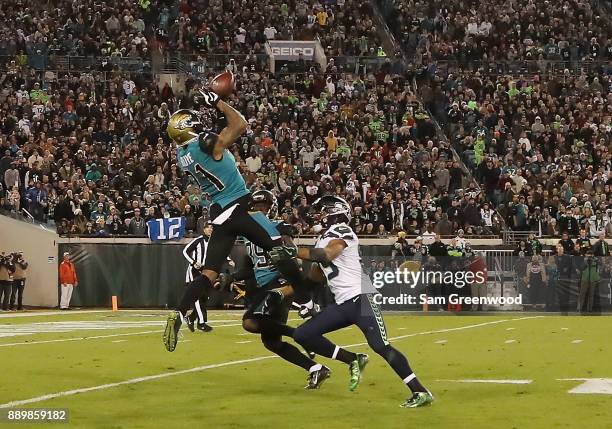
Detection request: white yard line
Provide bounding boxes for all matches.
[437,379,533,384]
[236,340,253,344]
[571,339,583,344]
[0,315,541,408]
[505,339,517,344]
[0,319,301,348]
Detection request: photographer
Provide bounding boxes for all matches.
[577,250,599,313]
[0,252,15,311]
[10,252,28,310]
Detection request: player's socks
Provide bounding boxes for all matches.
[332,345,357,364]
[379,345,428,393]
[403,373,428,393]
[178,276,212,315]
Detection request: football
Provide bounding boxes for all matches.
[209,71,235,98]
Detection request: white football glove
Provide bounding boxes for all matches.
[196,89,220,108]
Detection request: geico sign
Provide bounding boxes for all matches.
[270,47,314,57]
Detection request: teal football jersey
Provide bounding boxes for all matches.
[177,135,249,209]
[244,214,285,287]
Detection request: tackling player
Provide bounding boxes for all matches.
[272,196,434,408]
[230,190,330,389]
[163,92,305,352]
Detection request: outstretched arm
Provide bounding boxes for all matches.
[297,239,347,264]
[194,90,247,159]
[214,100,247,156]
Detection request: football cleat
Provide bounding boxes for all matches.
[349,353,369,391]
[163,311,183,352]
[305,366,331,390]
[400,391,434,408]
[197,323,213,332]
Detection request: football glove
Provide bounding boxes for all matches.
[195,89,220,108]
[297,302,321,319]
[192,262,203,271]
[269,243,298,263]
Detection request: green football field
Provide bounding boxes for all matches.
[0,310,611,429]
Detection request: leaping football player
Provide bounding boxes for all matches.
[271,196,434,408]
[163,89,305,352]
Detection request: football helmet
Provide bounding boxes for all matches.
[251,189,278,218]
[167,109,203,146]
[313,195,352,227]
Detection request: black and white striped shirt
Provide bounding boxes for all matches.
[183,235,208,283]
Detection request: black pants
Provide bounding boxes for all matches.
[294,293,390,356]
[0,281,12,310]
[10,279,25,310]
[188,280,209,324]
[205,196,282,273]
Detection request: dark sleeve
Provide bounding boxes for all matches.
[182,237,202,264]
[275,221,297,238]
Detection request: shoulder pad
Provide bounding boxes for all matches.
[323,224,355,241]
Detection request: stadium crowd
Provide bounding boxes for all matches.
[0,0,382,67]
[417,66,611,238]
[0,0,610,241]
[381,0,612,64]
[0,55,499,238]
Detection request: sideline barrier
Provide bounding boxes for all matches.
[57,242,612,313]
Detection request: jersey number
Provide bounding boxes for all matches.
[195,163,225,191]
[320,262,339,281]
[187,163,225,192]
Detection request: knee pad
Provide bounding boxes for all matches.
[372,343,395,359]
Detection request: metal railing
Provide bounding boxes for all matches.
[0,55,150,73]
[427,59,611,76]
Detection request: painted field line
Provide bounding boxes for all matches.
[236,340,253,344]
[0,319,301,348]
[0,310,113,319]
[505,339,516,344]
[0,356,277,409]
[343,315,543,348]
[571,339,583,344]
[437,379,533,385]
[0,315,543,408]
[111,340,127,343]
[434,339,447,344]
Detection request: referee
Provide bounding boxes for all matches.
[183,223,214,332]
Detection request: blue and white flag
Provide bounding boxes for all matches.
[147,217,187,241]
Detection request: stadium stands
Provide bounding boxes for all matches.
[0,0,609,240]
[379,0,612,64]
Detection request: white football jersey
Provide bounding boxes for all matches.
[315,223,376,304]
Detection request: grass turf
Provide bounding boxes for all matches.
[0,311,610,429]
